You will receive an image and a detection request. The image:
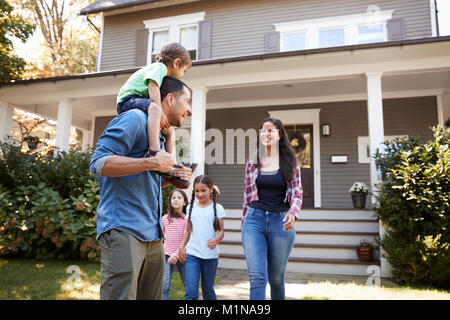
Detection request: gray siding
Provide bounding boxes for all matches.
[205,96,438,209]
[99,0,433,70]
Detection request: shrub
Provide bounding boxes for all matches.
[0,142,100,261]
[374,126,449,288]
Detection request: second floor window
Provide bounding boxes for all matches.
[144,12,205,64]
[275,10,393,51]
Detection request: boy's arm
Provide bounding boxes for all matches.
[165,127,177,161]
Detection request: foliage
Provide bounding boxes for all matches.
[349,182,369,195]
[359,238,376,249]
[374,126,450,288]
[0,0,35,81]
[11,0,99,78]
[0,141,100,260]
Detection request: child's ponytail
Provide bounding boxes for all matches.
[212,188,221,232]
[187,188,195,233]
[155,42,192,68]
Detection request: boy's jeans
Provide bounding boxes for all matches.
[184,254,218,300]
[117,95,151,114]
[162,254,186,300]
[242,207,295,300]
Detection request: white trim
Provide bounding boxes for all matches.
[96,14,104,72]
[268,109,322,208]
[357,135,407,163]
[274,10,394,50]
[207,88,445,110]
[143,12,205,64]
[430,0,438,37]
[437,94,444,126]
[0,102,14,142]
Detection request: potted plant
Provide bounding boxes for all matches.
[24,135,40,150]
[349,182,369,209]
[356,238,376,261]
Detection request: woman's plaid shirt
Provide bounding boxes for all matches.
[242,159,303,225]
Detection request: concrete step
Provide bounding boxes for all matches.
[223,217,379,233]
[220,240,380,261]
[223,228,379,245]
[218,254,380,276]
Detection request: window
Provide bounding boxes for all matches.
[143,12,205,64]
[282,32,306,51]
[319,28,345,48]
[274,10,393,51]
[357,24,385,44]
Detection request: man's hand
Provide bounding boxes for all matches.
[154,150,176,173]
[173,164,192,182]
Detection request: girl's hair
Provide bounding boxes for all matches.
[187,175,221,233]
[256,117,298,182]
[167,189,188,224]
[155,42,192,68]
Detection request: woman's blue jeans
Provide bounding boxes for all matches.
[184,254,218,300]
[242,207,295,300]
[162,254,186,300]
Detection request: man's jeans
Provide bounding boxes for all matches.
[242,207,295,300]
[184,254,218,300]
[162,254,186,300]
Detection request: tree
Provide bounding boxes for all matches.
[12,0,99,78]
[0,0,35,81]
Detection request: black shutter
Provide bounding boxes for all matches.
[264,31,280,53]
[387,18,404,41]
[198,20,212,60]
[136,29,149,66]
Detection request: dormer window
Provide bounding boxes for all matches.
[143,12,205,64]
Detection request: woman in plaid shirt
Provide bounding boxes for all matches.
[241,117,303,300]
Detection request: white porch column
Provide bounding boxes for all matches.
[189,87,208,175]
[366,72,392,278]
[0,102,14,142]
[81,129,92,151]
[55,98,74,153]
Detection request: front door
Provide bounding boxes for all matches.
[285,124,314,207]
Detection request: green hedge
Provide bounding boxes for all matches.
[0,141,175,261]
[374,126,449,288]
[0,142,100,260]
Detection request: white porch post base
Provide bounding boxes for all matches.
[187,87,208,201]
[82,129,92,151]
[55,98,74,153]
[0,102,14,142]
[366,72,392,278]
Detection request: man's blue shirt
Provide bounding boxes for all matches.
[90,109,164,241]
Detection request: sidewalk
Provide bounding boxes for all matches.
[213,268,394,300]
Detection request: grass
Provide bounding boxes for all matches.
[1,257,449,300]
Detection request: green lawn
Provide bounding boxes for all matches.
[1,257,449,300]
[0,257,185,300]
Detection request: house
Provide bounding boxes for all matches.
[1,0,449,277]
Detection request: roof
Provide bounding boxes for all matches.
[2,36,450,87]
[80,0,168,15]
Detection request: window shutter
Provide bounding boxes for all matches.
[264,31,280,53]
[136,29,149,66]
[198,20,212,60]
[387,18,404,41]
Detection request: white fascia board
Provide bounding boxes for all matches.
[143,11,205,29]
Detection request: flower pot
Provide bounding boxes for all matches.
[351,193,367,209]
[356,247,373,261]
[27,141,38,150]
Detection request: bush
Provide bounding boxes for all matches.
[0,141,100,261]
[374,126,449,288]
